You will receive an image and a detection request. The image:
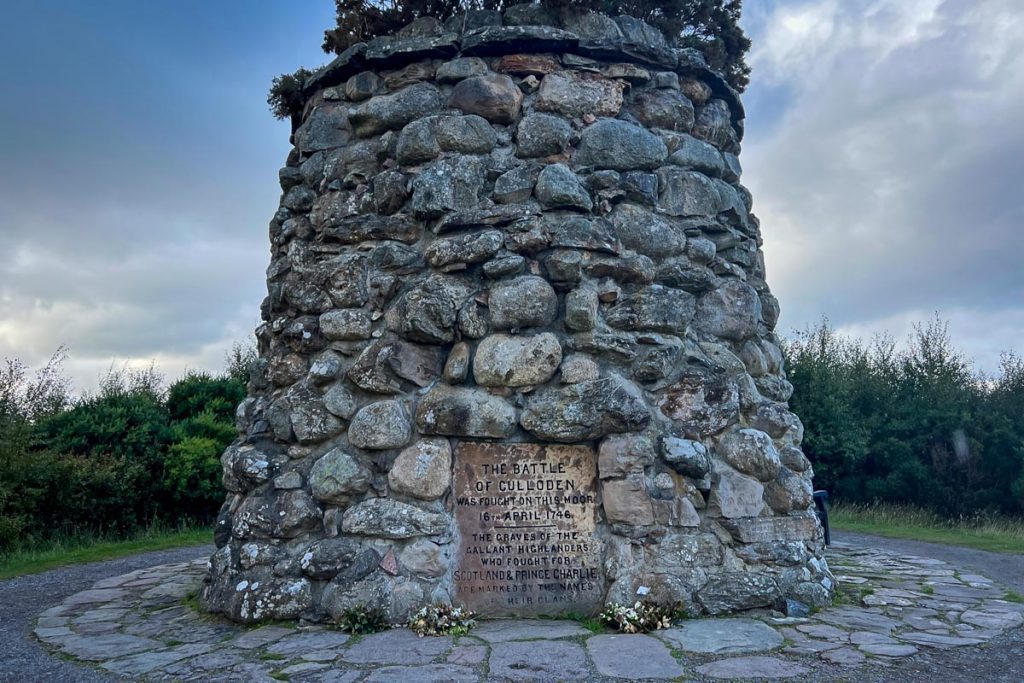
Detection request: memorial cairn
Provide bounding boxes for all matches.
[201,6,834,626]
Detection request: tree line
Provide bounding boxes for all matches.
[0,346,253,552]
[786,318,1024,518]
[1,318,1022,554]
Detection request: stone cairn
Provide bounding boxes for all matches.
[201,6,834,625]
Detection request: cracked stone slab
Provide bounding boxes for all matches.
[471,619,591,642]
[364,663,479,683]
[341,628,452,664]
[265,630,350,656]
[587,634,684,679]
[696,656,808,680]
[897,631,985,647]
[820,646,867,666]
[447,643,488,664]
[230,625,294,649]
[658,618,783,654]
[489,640,590,681]
[58,633,163,661]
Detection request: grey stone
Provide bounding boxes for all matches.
[610,203,686,258]
[560,352,600,383]
[565,286,599,331]
[657,168,721,217]
[436,57,489,82]
[662,437,711,478]
[342,498,448,538]
[410,156,485,219]
[266,630,350,656]
[659,618,784,654]
[449,73,523,124]
[489,640,590,681]
[349,83,443,137]
[693,99,738,150]
[603,475,655,526]
[575,119,668,171]
[345,71,382,101]
[58,633,162,661]
[473,332,562,387]
[221,442,278,492]
[395,118,440,165]
[697,573,780,615]
[348,399,411,450]
[658,372,741,437]
[416,385,517,438]
[493,165,538,204]
[386,274,473,344]
[765,467,814,513]
[694,279,763,341]
[341,628,453,664]
[426,229,504,268]
[291,399,345,444]
[521,376,649,442]
[605,285,696,334]
[517,113,573,158]
[309,448,372,503]
[443,341,471,383]
[630,88,695,132]
[897,632,985,647]
[858,642,919,656]
[295,104,352,153]
[299,538,361,579]
[489,275,558,330]
[718,428,782,481]
[273,470,302,489]
[365,664,477,683]
[400,538,449,577]
[588,634,684,679]
[389,438,452,500]
[435,114,498,154]
[536,71,624,118]
[598,434,655,479]
[100,648,196,676]
[224,578,313,623]
[233,490,321,539]
[322,383,358,419]
[709,463,766,519]
[473,619,591,642]
[549,215,619,253]
[695,656,807,680]
[535,163,593,211]
[483,254,526,279]
[668,133,726,176]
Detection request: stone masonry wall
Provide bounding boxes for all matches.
[201,6,834,624]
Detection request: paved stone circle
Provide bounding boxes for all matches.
[34,543,1024,681]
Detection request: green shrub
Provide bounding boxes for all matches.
[786,318,1024,516]
[337,606,390,634]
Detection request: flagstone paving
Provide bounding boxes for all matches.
[31,542,1024,681]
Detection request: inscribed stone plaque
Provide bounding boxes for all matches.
[453,442,603,616]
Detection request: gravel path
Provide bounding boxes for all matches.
[0,544,213,683]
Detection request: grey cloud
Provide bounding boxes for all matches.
[743,0,1024,365]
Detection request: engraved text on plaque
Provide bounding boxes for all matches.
[453,442,603,616]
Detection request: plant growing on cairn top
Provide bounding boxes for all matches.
[322,1,751,91]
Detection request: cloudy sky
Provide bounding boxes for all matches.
[1,0,1021,390]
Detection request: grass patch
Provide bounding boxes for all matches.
[260,653,286,661]
[1002,591,1024,603]
[0,523,212,580]
[830,502,1024,554]
[919,584,935,595]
